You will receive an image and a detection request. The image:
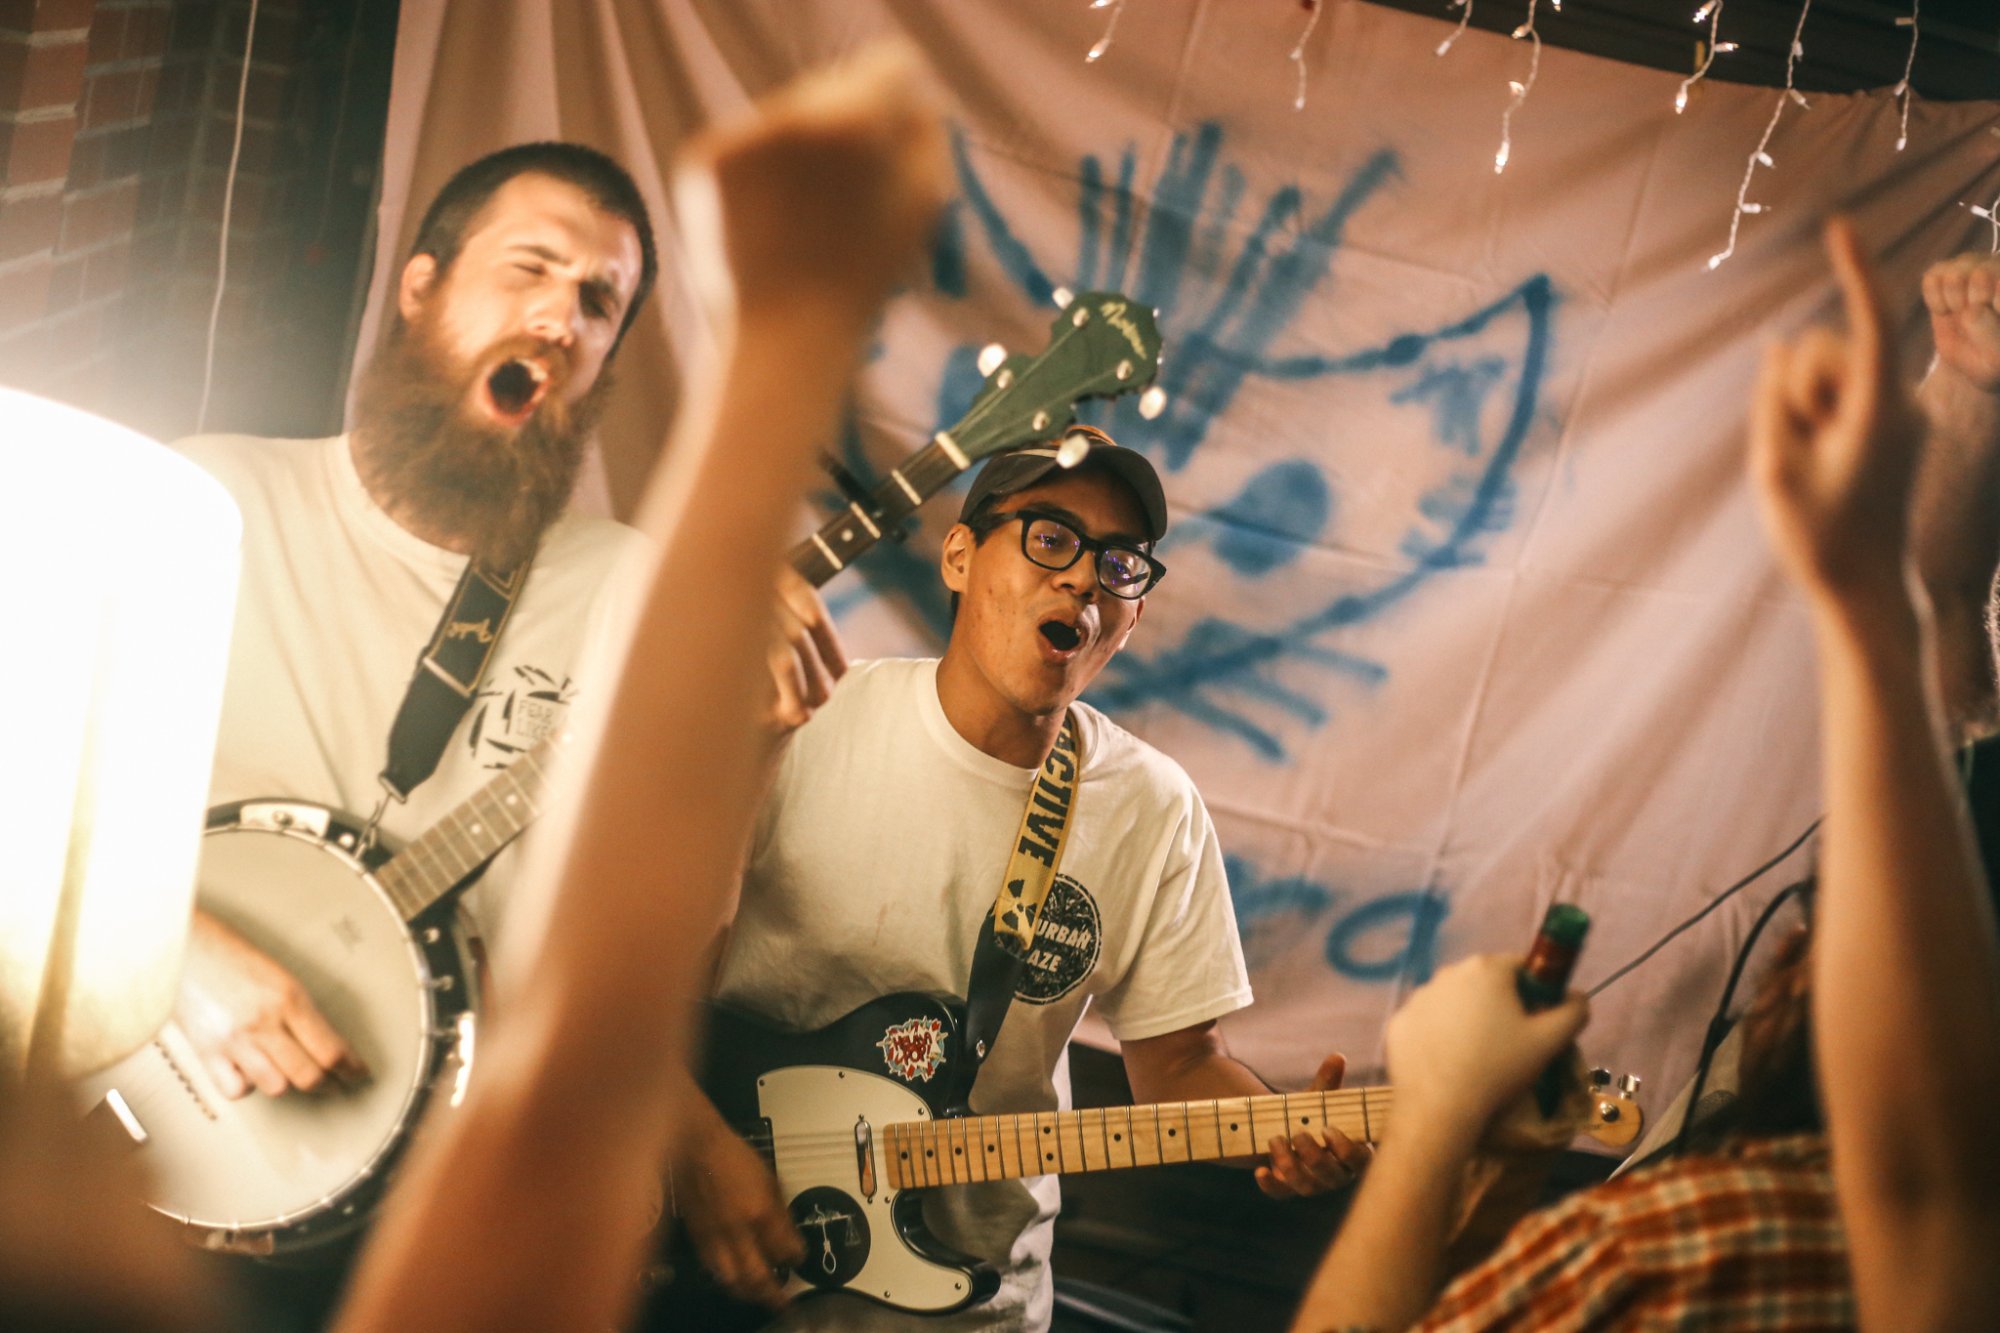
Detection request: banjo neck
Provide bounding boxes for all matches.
[787,436,966,589]
[373,737,563,921]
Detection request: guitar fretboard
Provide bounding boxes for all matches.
[883,1087,1394,1190]
[376,738,562,921]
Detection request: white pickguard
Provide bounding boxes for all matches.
[73,819,465,1245]
[758,1066,976,1313]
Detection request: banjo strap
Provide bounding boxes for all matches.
[378,556,533,805]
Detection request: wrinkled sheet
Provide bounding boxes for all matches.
[365,0,2000,1111]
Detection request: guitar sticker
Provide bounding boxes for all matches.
[877,1016,949,1083]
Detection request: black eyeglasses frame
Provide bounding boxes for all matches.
[967,505,1166,600]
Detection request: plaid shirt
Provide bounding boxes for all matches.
[1417,1134,1853,1331]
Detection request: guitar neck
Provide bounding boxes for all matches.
[788,436,967,588]
[883,1086,1396,1190]
[375,737,563,921]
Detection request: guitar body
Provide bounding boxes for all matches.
[74,798,478,1254]
[668,994,1000,1319]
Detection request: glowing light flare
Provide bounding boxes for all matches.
[0,389,241,1083]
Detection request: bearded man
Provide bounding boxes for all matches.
[171,142,661,1100]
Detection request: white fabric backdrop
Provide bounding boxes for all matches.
[364,0,2000,1111]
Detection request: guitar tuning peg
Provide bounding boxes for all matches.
[1137,385,1167,420]
[1052,286,1075,310]
[1056,430,1093,469]
[977,343,1007,377]
[1589,1067,1612,1089]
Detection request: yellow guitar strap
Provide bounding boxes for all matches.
[990,711,1083,953]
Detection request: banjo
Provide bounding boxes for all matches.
[78,290,1167,1254]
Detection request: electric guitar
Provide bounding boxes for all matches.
[675,992,1644,1317]
[77,291,1167,1256]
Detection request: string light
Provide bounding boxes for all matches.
[1892,2,1920,151]
[1970,196,2000,253]
[1707,0,1814,271]
[1675,3,1741,114]
[1291,0,1327,111]
[1435,0,1474,59]
[1085,0,1128,64]
[1493,0,1546,174]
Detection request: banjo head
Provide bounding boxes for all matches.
[79,800,477,1251]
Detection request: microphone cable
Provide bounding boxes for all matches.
[1585,815,1820,1000]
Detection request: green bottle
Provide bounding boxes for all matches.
[1519,903,1590,1115]
[1517,903,1590,1012]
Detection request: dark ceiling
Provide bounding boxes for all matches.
[1362,0,2000,101]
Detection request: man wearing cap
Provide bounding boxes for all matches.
[666,428,1367,1332]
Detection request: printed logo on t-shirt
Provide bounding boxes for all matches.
[1013,874,1100,1005]
[466,664,574,769]
[877,1015,949,1083]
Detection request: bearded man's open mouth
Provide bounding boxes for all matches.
[484,357,551,424]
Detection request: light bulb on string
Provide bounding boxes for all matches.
[1968,198,2000,254]
[1675,3,1734,115]
[1435,0,1474,59]
[1291,0,1327,112]
[1493,1,1545,175]
[1086,0,1128,64]
[1707,0,1814,271]
[1893,3,1920,151]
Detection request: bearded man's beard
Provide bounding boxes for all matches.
[351,314,613,571]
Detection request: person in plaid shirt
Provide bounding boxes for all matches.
[1292,222,2000,1333]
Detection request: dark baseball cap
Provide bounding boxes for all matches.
[957,426,1169,543]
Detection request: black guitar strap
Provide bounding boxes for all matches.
[376,556,532,808]
[944,712,1084,1113]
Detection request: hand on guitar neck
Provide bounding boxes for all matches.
[766,568,848,737]
[175,908,367,1099]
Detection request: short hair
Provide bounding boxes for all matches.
[409,142,659,348]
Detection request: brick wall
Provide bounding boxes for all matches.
[0,0,98,391]
[0,0,392,441]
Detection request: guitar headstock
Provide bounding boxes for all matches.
[1582,1069,1643,1150]
[947,291,1163,467]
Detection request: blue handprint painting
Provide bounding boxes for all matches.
[836,120,1556,768]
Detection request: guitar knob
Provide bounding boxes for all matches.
[1617,1073,1642,1097]
[977,343,1007,377]
[1589,1067,1612,1089]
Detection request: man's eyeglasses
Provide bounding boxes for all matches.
[971,506,1165,600]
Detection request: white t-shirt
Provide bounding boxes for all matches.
[177,433,647,940]
[714,657,1253,1332]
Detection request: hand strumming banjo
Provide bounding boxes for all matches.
[76,291,1167,1255]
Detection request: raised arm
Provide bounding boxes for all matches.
[1910,252,2000,740]
[1748,218,2000,1332]
[332,47,947,1333]
[1289,956,1586,1333]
